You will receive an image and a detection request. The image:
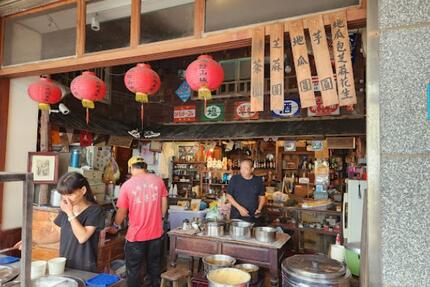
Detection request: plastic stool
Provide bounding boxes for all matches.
[161,267,192,287]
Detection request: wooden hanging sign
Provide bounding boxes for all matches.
[250,27,265,112]
[288,20,316,108]
[331,11,357,106]
[306,15,339,107]
[269,23,284,111]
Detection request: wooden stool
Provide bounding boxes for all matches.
[160,267,192,287]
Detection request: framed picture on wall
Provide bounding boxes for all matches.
[28,152,59,184]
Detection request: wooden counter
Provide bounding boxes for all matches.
[32,207,125,272]
[168,229,290,287]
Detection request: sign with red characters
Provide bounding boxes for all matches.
[173,105,196,122]
[234,101,259,120]
[308,97,340,117]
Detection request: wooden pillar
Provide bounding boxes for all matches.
[38,110,50,204]
[0,78,10,226]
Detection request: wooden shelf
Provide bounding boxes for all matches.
[173,161,206,164]
[282,151,314,155]
[203,183,228,186]
[296,207,342,215]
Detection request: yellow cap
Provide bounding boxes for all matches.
[128,156,145,168]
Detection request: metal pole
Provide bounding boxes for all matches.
[21,173,34,287]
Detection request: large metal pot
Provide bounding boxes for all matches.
[206,221,225,237]
[207,267,251,287]
[234,264,259,284]
[282,255,351,287]
[254,226,277,243]
[203,254,236,276]
[230,221,253,240]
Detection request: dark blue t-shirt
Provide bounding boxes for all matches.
[227,174,264,221]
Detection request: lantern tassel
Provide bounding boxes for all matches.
[198,87,212,101]
[140,103,144,131]
[38,103,50,111]
[86,108,90,125]
[136,92,149,103]
[82,99,95,109]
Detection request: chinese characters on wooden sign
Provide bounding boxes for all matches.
[288,20,316,108]
[331,11,357,106]
[306,15,339,107]
[269,23,284,111]
[251,27,265,112]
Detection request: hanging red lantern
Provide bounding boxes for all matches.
[70,71,106,124]
[27,76,62,110]
[124,63,161,130]
[185,55,224,107]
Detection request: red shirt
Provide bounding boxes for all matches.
[117,173,167,242]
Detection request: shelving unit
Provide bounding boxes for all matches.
[171,161,205,197]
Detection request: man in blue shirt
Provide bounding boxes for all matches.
[226,159,265,222]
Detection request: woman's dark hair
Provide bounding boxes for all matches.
[57,172,97,204]
[132,161,147,170]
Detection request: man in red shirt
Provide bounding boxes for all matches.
[110,156,168,287]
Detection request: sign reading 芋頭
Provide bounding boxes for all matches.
[306,15,339,107]
[331,11,357,106]
[288,20,316,108]
[250,27,265,112]
[270,23,285,111]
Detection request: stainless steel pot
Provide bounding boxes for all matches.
[203,254,236,276]
[230,221,253,240]
[254,226,277,243]
[206,221,225,237]
[281,255,351,287]
[207,267,251,287]
[234,264,259,284]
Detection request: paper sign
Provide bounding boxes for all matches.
[331,11,357,106]
[270,23,285,111]
[174,105,196,122]
[306,15,339,106]
[308,97,340,117]
[250,27,265,112]
[234,101,259,120]
[288,20,316,108]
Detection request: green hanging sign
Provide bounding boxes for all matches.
[200,103,224,122]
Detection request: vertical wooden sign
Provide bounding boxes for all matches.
[251,27,265,112]
[270,23,284,111]
[288,20,316,108]
[331,11,357,106]
[306,15,339,106]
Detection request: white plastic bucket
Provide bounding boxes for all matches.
[31,260,47,279]
[48,257,67,275]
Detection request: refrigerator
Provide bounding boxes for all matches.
[343,180,367,243]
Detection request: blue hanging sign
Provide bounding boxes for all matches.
[272,99,301,118]
[175,80,191,103]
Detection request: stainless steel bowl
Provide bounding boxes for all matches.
[207,267,251,287]
[234,263,259,284]
[206,221,225,237]
[254,226,277,243]
[230,221,253,240]
[203,254,236,276]
[0,265,19,284]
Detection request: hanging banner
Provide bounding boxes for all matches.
[270,23,284,111]
[331,11,357,106]
[250,27,265,112]
[234,101,259,120]
[200,103,224,122]
[173,105,196,122]
[306,15,339,107]
[272,99,301,118]
[308,97,340,117]
[288,20,316,108]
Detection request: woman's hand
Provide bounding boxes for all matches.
[60,197,74,217]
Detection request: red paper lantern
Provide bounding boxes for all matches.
[27,77,62,110]
[185,55,224,101]
[70,71,106,124]
[124,63,161,129]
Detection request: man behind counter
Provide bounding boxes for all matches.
[226,158,265,222]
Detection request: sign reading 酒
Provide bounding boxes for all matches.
[331,11,357,106]
[288,20,316,108]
